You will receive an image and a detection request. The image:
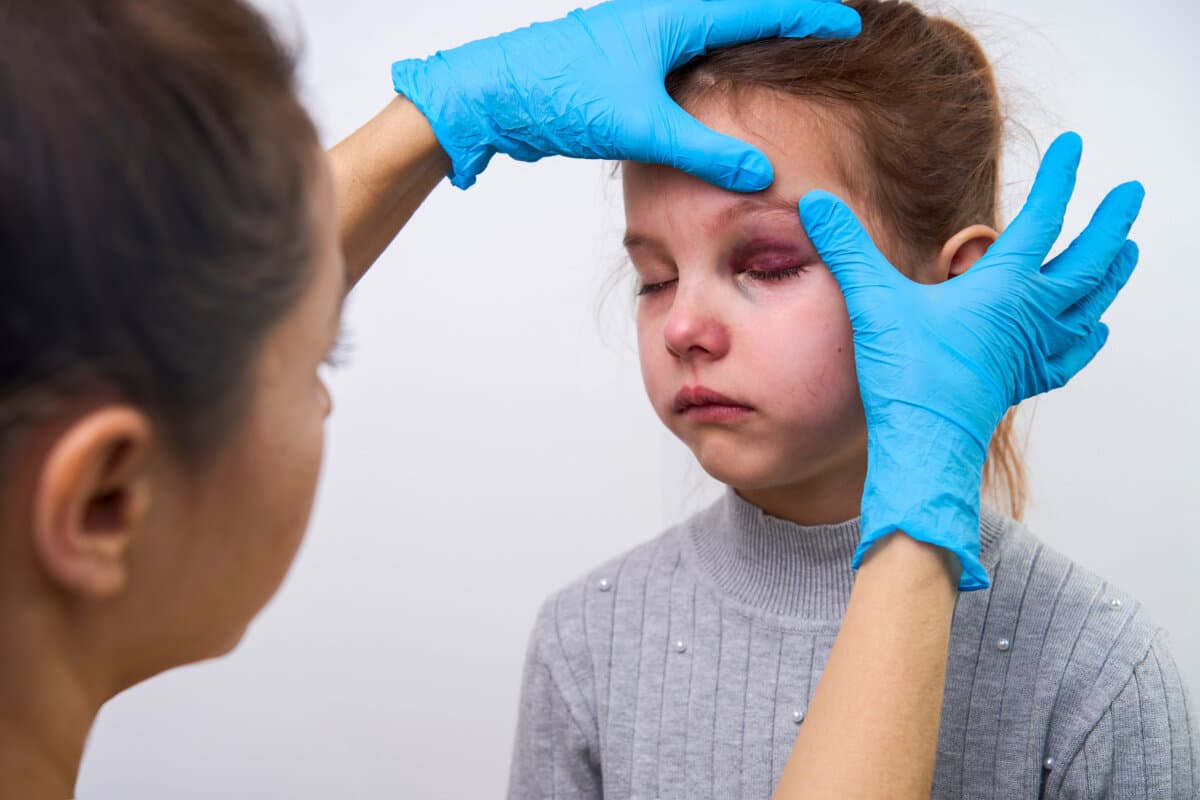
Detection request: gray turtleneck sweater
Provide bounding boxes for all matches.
[506,491,1198,799]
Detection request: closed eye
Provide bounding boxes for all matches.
[636,278,678,297]
[743,265,808,282]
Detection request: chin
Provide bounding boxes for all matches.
[691,444,795,492]
[112,626,246,696]
[190,620,252,664]
[688,429,864,492]
[212,627,248,658]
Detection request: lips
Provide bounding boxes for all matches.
[673,386,753,422]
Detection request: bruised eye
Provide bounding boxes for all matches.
[743,264,808,282]
[731,238,815,284]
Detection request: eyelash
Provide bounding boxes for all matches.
[636,279,675,297]
[636,265,807,296]
[745,265,807,282]
[323,326,353,370]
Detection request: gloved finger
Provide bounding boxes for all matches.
[799,190,901,298]
[643,102,775,191]
[985,132,1082,266]
[1058,240,1139,331]
[684,0,861,62]
[1042,181,1144,285]
[1046,322,1110,391]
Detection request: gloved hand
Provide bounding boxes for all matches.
[391,0,860,190]
[799,132,1143,590]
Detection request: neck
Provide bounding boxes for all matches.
[738,450,867,526]
[0,609,105,800]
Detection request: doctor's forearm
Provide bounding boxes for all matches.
[772,532,959,800]
[330,95,450,287]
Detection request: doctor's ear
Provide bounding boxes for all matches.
[30,406,155,599]
[936,224,1000,281]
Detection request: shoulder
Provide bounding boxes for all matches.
[974,514,1171,687]
[527,521,687,661]
[950,512,1198,796]
[519,518,689,709]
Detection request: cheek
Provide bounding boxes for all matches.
[636,305,674,416]
[223,374,326,598]
[167,385,326,661]
[753,277,860,419]
[256,379,325,547]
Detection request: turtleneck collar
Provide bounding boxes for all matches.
[683,488,1011,620]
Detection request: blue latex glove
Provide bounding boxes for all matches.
[799,133,1143,590]
[391,0,861,190]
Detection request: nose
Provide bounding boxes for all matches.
[318,377,333,418]
[663,286,730,361]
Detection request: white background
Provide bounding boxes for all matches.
[77,1,1198,797]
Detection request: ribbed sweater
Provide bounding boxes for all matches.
[507,490,1198,799]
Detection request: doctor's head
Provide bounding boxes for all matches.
[0,0,344,693]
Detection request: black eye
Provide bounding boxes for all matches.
[744,265,807,282]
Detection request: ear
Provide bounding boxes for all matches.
[31,406,154,599]
[935,224,1000,281]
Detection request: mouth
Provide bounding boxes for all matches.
[673,386,754,423]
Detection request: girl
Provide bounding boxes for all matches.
[507,1,1198,798]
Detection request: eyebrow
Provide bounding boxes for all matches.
[623,195,802,251]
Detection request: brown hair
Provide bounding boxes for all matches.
[0,0,319,463]
[665,0,1027,518]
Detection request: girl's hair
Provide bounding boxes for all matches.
[0,0,319,463]
[665,0,1027,518]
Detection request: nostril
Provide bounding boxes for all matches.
[663,316,730,362]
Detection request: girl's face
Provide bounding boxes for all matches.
[624,92,880,520]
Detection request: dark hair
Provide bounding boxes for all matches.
[0,0,319,461]
[665,0,1027,516]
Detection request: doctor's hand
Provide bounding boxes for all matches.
[390,0,860,190]
[799,132,1143,590]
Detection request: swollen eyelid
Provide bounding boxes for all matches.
[744,264,808,283]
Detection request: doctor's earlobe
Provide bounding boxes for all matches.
[30,406,154,600]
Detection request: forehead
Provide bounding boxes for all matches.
[258,149,347,368]
[696,89,847,179]
[623,90,852,226]
[307,153,349,318]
